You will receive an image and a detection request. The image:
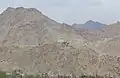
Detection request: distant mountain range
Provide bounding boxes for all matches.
[72,20,106,29]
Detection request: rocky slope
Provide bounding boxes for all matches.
[0,7,120,78]
[0,7,78,46]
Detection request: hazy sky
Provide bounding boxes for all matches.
[0,0,120,24]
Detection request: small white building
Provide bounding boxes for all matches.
[57,37,65,43]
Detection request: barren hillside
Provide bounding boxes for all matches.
[0,7,120,78]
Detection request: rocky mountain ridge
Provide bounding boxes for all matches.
[0,7,120,78]
[72,20,105,29]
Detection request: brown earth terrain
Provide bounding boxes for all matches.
[0,7,120,78]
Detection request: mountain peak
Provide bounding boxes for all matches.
[15,7,25,10]
[88,20,94,22]
[0,7,15,16]
[3,7,15,12]
[85,20,95,24]
[15,7,41,13]
[3,7,42,14]
[72,20,105,29]
[6,7,15,10]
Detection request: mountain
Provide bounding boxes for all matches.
[72,20,105,29]
[0,7,120,77]
[0,7,77,46]
[0,7,87,74]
